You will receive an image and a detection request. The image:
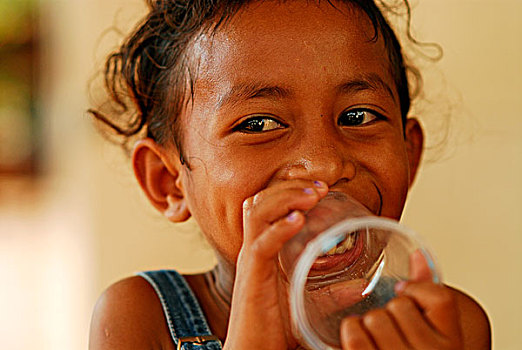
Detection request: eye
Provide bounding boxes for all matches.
[235,115,285,133]
[337,109,383,127]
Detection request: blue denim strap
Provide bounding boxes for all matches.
[138,270,222,350]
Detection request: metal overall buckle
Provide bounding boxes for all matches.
[176,335,222,350]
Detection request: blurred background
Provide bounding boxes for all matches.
[0,0,520,349]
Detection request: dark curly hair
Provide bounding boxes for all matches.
[89,0,422,162]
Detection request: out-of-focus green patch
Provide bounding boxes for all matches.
[0,0,36,45]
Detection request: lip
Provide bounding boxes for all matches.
[308,231,365,277]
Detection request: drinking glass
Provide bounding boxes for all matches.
[278,192,440,350]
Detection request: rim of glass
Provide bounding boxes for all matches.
[290,216,441,350]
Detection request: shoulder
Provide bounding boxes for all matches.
[89,275,175,350]
[449,286,491,350]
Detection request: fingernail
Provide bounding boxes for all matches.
[314,180,324,188]
[394,281,407,294]
[304,188,314,195]
[287,211,300,222]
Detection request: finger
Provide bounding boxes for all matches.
[248,210,306,261]
[340,316,376,350]
[243,181,328,242]
[396,282,461,341]
[247,179,329,215]
[385,295,440,347]
[361,309,409,349]
[243,187,319,245]
[409,249,434,282]
[250,179,329,210]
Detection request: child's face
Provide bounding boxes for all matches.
[173,1,422,265]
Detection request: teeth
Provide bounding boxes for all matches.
[335,243,348,254]
[326,245,337,255]
[324,232,356,256]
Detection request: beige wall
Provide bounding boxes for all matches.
[0,0,520,349]
[403,2,522,349]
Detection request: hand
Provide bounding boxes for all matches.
[223,180,329,350]
[339,251,463,350]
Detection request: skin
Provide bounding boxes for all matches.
[89,1,491,349]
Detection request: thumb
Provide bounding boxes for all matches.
[409,249,435,282]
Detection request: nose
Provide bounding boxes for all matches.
[280,127,356,186]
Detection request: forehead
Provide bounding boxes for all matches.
[191,0,394,106]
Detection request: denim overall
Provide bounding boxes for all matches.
[138,270,223,350]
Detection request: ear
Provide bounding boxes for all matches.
[132,138,191,222]
[404,118,424,187]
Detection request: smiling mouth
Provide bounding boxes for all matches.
[307,230,365,279]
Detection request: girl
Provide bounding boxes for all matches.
[89,0,491,349]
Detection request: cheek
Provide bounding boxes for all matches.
[181,145,275,263]
[376,146,411,219]
[182,164,242,262]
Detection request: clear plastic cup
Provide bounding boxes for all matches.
[278,192,440,350]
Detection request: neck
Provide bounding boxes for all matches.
[209,256,235,310]
[207,257,304,349]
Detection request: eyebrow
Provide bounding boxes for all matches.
[216,73,397,110]
[217,83,292,109]
[336,73,397,105]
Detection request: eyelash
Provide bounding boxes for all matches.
[337,108,385,127]
[234,108,385,133]
[234,115,285,133]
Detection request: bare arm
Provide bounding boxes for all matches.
[89,276,174,350]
